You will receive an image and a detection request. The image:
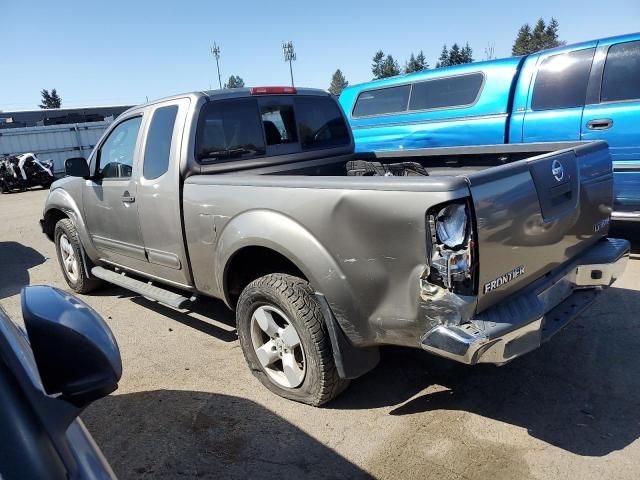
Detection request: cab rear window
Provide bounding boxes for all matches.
[295,96,350,150]
[196,95,349,162]
[196,99,266,163]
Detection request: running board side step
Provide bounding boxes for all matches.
[91,266,190,309]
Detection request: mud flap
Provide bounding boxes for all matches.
[315,293,380,379]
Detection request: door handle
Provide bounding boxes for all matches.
[586,118,613,130]
[122,191,135,203]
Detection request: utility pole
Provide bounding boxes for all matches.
[484,42,496,61]
[282,41,296,87]
[210,42,222,89]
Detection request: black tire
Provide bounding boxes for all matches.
[236,273,349,406]
[54,218,102,294]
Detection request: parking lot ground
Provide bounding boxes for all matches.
[2,188,640,479]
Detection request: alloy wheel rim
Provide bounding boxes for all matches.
[250,305,306,388]
[59,234,79,283]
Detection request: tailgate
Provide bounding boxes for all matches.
[467,141,613,312]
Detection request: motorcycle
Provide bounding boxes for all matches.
[0,153,54,193]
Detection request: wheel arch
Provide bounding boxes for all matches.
[42,207,69,240]
[224,246,307,308]
[215,210,354,313]
[43,188,99,261]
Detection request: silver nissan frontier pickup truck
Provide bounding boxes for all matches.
[41,86,629,405]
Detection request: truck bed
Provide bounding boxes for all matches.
[183,140,614,347]
[215,141,596,178]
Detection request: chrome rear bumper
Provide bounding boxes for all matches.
[421,238,630,365]
[612,210,640,222]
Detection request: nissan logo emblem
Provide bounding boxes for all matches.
[551,159,564,182]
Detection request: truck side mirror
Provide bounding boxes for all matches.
[65,157,90,178]
[21,286,122,408]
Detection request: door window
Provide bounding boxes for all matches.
[531,48,595,111]
[601,41,640,103]
[143,105,178,180]
[196,99,266,162]
[98,116,143,179]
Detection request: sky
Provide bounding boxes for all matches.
[1,0,639,111]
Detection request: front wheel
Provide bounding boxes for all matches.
[54,218,102,293]
[236,274,349,406]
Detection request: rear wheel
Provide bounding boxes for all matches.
[54,218,102,293]
[236,273,349,406]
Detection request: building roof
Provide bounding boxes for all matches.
[0,105,133,129]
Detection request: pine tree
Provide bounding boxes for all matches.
[224,75,245,89]
[460,43,474,64]
[40,89,52,109]
[39,88,62,109]
[436,45,449,68]
[415,51,428,70]
[328,69,349,96]
[511,18,564,56]
[50,89,62,108]
[449,44,462,65]
[405,53,418,74]
[405,50,429,74]
[531,18,547,52]
[544,18,563,49]
[436,42,474,68]
[372,50,385,79]
[512,24,532,55]
[380,55,400,78]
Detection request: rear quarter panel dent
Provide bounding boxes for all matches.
[212,209,367,342]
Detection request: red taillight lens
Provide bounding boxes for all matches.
[250,86,297,95]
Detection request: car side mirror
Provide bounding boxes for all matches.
[21,286,122,408]
[65,157,90,178]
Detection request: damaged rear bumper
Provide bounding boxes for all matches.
[611,210,640,222]
[420,237,630,365]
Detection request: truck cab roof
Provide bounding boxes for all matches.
[203,87,330,99]
[122,87,332,116]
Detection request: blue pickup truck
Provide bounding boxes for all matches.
[339,33,640,222]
